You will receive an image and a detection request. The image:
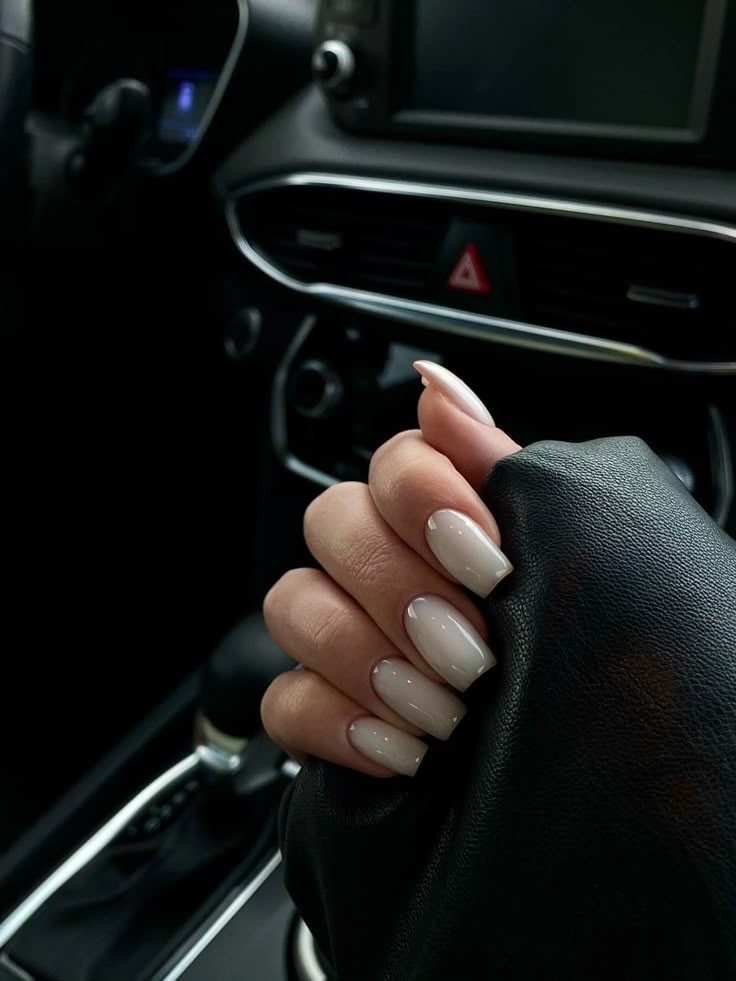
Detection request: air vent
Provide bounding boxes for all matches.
[516,215,735,361]
[235,182,736,364]
[238,186,448,297]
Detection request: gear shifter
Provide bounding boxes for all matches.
[196,613,294,792]
[67,78,151,193]
[6,612,294,981]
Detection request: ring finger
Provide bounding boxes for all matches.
[304,482,496,693]
[264,567,468,741]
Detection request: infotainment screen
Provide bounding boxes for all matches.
[410,0,724,137]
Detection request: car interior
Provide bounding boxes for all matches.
[1,0,734,977]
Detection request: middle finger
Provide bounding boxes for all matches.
[304,482,496,691]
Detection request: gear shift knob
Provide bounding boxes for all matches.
[197,612,293,778]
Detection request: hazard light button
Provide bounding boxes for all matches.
[447,243,491,295]
[439,222,518,316]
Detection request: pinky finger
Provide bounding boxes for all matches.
[260,669,428,779]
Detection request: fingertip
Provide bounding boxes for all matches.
[418,386,521,492]
[414,360,495,427]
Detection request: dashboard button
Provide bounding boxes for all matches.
[437,221,519,318]
[291,360,344,419]
[312,40,357,92]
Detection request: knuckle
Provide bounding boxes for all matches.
[263,568,327,649]
[259,675,286,741]
[384,449,437,510]
[263,569,303,630]
[369,431,423,486]
[262,582,281,629]
[302,481,399,595]
[308,600,352,654]
[303,482,366,548]
[260,672,305,744]
[346,530,397,591]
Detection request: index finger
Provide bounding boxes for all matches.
[369,430,513,598]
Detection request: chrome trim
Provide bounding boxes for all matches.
[155,851,283,981]
[709,406,734,528]
[281,759,302,780]
[153,0,249,176]
[0,954,34,981]
[312,40,356,91]
[225,172,736,374]
[0,755,199,948]
[272,316,339,489]
[196,712,249,759]
[196,743,246,776]
[626,285,701,311]
[292,359,345,420]
[293,918,329,981]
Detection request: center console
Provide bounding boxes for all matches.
[0,617,324,981]
[270,316,732,525]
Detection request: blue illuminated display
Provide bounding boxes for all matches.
[159,68,217,144]
[177,82,196,115]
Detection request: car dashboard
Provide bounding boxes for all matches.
[1,0,734,978]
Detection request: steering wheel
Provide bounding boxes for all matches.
[0,0,32,194]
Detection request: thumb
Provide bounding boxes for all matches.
[415,362,522,493]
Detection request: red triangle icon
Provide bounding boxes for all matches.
[447,243,492,295]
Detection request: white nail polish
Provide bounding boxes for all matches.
[426,509,513,598]
[372,659,467,741]
[414,361,495,426]
[348,718,428,777]
[405,595,496,691]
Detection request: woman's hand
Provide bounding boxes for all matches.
[261,362,521,777]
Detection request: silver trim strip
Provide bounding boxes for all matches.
[0,954,34,981]
[272,316,338,489]
[225,172,736,374]
[0,755,199,948]
[156,851,283,981]
[154,0,249,176]
[626,284,701,311]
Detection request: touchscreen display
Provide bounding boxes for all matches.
[411,0,711,132]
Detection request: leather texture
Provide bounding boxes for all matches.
[280,436,736,981]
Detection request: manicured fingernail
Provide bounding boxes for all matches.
[371,658,467,741]
[348,717,428,776]
[414,361,495,426]
[426,509,512,597]
[405,595,496,691]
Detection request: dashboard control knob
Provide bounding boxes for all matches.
[291,360,344,419]
[312,40,357,92]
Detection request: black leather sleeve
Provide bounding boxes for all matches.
[279,437,736,981]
